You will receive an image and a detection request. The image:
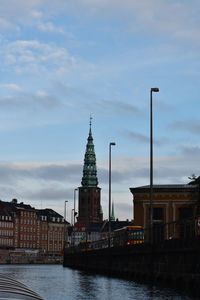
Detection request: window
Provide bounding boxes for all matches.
[179,207,193,220]
[153,208,164,221]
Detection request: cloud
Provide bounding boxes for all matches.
[25,186,72,201]
[0,151,198,219]
[169,120,200,135]
[90,99,142,117]
[122,130,149,144]
[0,162,83,211]
[1,0,199,49]
[120,129,168,146]
[102,100,141,115]
[0,92,62,112]
[0,40,77,76]
[0,83,23,92]
[37,22,65,34]
[0,17,20,32]
[180,146,200,157]
[62,1,200,43]
[0,0,48,19]
[0,162,82,184]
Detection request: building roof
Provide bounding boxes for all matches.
[101,220,133,232]
[130,184,198,194]
[0,201,15,217]
[37,208,68,223]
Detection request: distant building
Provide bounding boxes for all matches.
[130,182,199,239]
[0,199,69,256]
[37,208,67,256]
[0,201,14,248]
[14,201,38,249]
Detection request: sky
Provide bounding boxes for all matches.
[0,0,200,222]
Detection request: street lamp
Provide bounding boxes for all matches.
[109,142,116,248]
[71,209,74,226]
[74,188,78,226]
[71,208,74,246]
[150,87,159,243]
[64,200,68,248]
[64,200,68,221]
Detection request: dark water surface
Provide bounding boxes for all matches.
[0,265,194,300]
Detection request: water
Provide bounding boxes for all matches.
[0,265,194,300]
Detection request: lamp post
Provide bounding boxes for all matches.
[108,142,116,248]
[71,209,74,226]
[64,200,68,221]
[64,200,68,248]
[71,208,74,246]
[74,188,78,226]
[150,87,159,243]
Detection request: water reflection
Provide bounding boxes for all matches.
[76,272,99,300]
[0,265,194,300]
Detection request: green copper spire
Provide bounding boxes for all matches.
[81,117,98,187]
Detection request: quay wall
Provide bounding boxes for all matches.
[63,238,200,297]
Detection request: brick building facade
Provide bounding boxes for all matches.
[0,199,67,256]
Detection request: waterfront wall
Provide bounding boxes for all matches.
[0,249,63,264]
[63,237,200,297]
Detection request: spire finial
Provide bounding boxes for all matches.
[90,115,92,129]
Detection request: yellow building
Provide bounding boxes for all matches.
[130,184,199,240]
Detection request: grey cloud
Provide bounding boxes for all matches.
[0,163,82,185]
[121,129,166,146]
[180,146,200,157]
[82,99,142,118]
[0,93,62,111]
[170,120,200,135]
[31,164,82,182]
[98,168,133,185]
[99,100,141,115]
[122,130,149,144]
[26,186,73,201]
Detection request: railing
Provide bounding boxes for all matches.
[64,218,200,253]
[147,218,199,244]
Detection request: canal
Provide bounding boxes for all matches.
[0,265,195,299]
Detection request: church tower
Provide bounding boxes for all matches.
[77,118,103,225]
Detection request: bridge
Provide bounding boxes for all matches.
[63,219,200,297]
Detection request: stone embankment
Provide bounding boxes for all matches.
[64,237,200,297]
[0,249,62,264]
